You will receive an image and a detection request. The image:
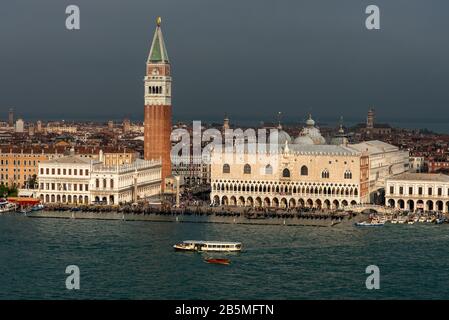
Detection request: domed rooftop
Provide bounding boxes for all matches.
[294,135,314,145]
[330,118,349,145]
[293,114,326,145]
[269,129,292,145]
[305,114,315,127]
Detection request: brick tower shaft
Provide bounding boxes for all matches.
[144,17,172,191]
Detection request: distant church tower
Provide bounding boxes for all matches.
[367,108,375,130]
[144,17,172,190]
[223,113,230,131]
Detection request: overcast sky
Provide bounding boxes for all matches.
[1,0,448,127]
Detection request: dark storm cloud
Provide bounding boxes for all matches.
[1,0,448,126]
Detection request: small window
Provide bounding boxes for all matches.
[321,169,329,179]
[282,168,290,178]
[244,164,251,174]
[300,165,308,176]
[222,164,230,173]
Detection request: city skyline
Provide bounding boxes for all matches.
[1,0,449,125]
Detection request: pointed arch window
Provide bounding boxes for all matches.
[223,164,230,174]
[300,165,308,176]
[282,168,290,178]
[344,170,352,179]
[244,164,251,174]
[322,169,330,179]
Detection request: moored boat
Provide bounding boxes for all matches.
[426,217,436,223]
[0,202,16,213]
[436,217,446,225]
[31,204,44,211]
[355,220,385,227]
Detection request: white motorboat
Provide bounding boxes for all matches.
[355,219,385,227]
[0,202,16,213]
[173,240,242,252]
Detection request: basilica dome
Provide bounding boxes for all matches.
[269,129,292,145]
[293,135,314,145]
[293,114,326,145]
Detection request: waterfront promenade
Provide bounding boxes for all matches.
[25,204,362,227]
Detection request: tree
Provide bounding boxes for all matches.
[0,183,18,197]
[26,174,38,189]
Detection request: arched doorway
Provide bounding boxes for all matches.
[306,199,313,208]
[289,198,296,208]
[332,200,339,210]
[387,199,395,208]
[315,199,322,209]
[436,200,443,212]
[255,197,262,207]
[213,195,220,205]
[398,199,405,210]
[416,200,424,211]
[221,196,229,206]
[238,196,245,206]
[230,196,237,206]
[272,198,279,208]
[426,200,434,211]
[264,197,271,207]
[247,197,254,207]
[324,199,331,209]
[407,200,414,211]
[298,199,305,208]
[280,198,288,209]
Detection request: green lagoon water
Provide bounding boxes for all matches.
[1,214,449,299]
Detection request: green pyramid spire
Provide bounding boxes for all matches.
[148,17,169,63]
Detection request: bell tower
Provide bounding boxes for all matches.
[144,17,172,190]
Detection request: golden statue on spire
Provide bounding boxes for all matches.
[156,16,162,27]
